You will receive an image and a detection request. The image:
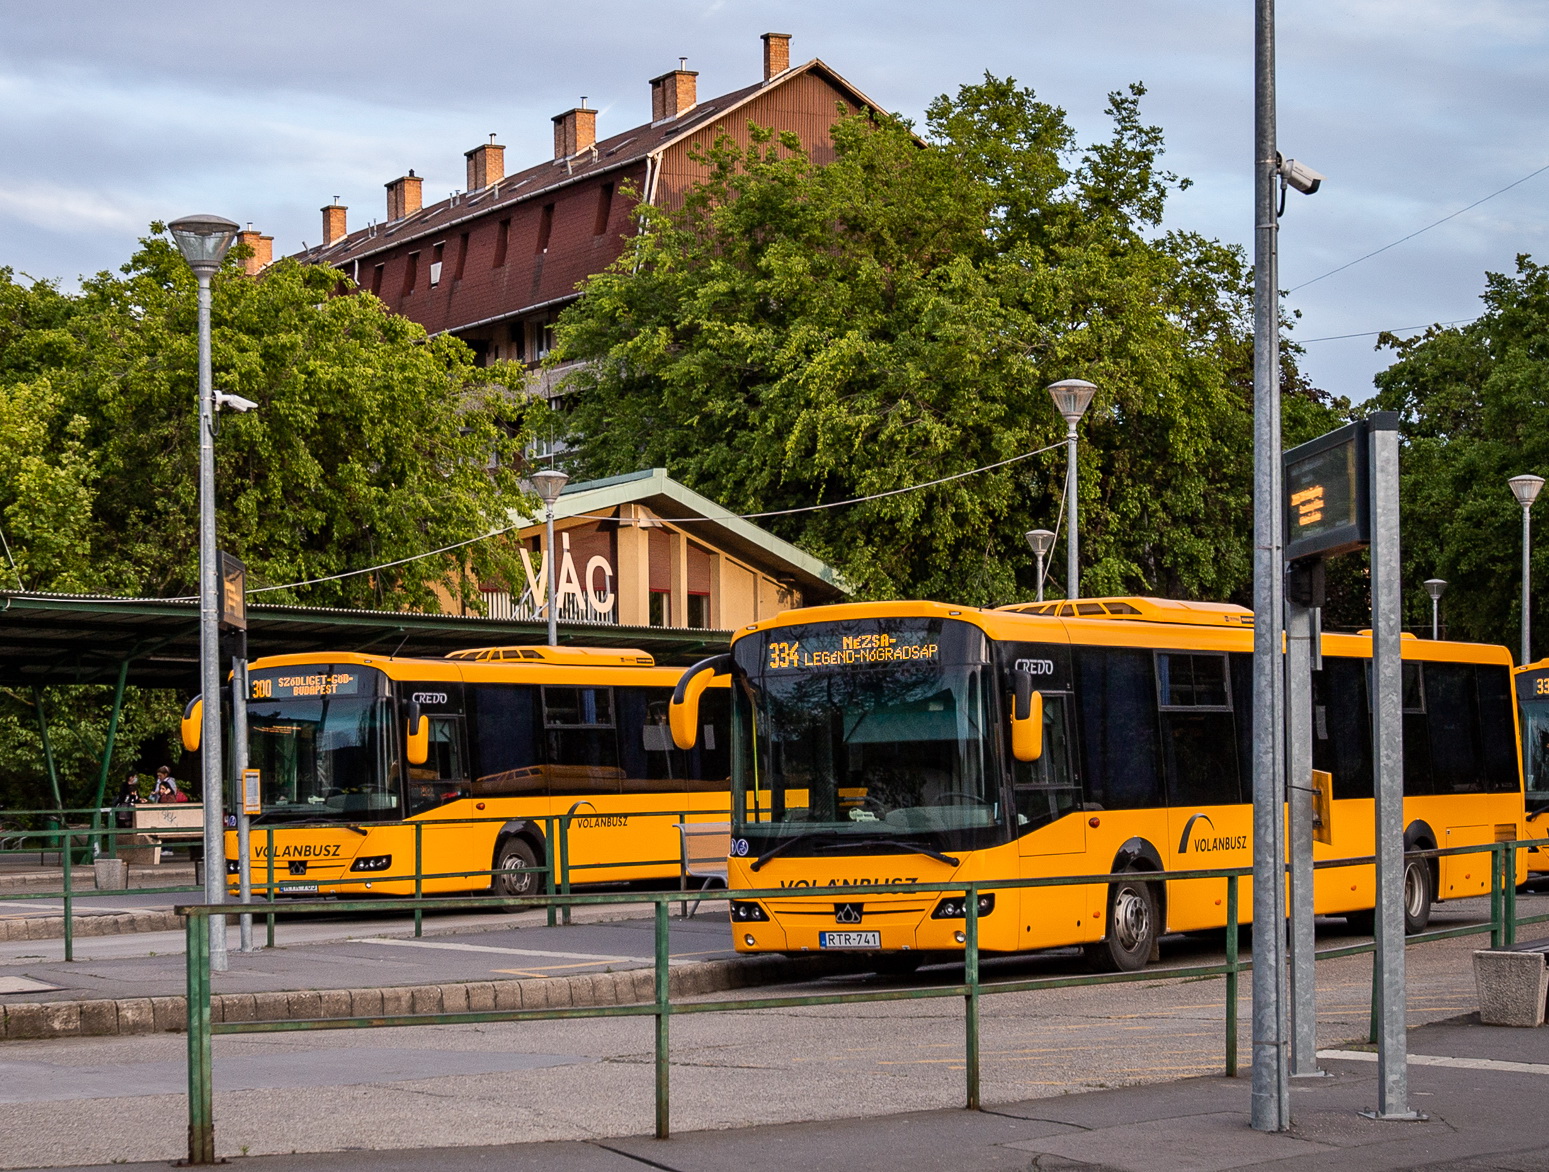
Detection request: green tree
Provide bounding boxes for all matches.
[0,233,540,807]
[554,76,1339,605]
[1372,255,1549,654]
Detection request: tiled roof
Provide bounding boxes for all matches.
[299,64,835,269]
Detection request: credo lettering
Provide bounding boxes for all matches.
[1014,658,1055,675]
[411,692,448,705]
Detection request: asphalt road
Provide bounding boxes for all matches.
[1,891,1537,1169]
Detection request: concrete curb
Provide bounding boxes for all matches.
[0,867,197,894]
[0,909,183,942]
[0,954,855,1041]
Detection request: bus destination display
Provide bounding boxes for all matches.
[250,670,370,700]
[766,631,939,670]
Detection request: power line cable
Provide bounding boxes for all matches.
[1289,161,1549,293]
[1298,316,1477,344]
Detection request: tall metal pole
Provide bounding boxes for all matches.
[196,272,228,974]
[1036,551,1046,603]
[1066,420,1080,600]
[1250,0,1289,1131]
[546,504,558,646]
[1368,414,1414,1119]
[1524,503,1533,665]
[1286,595,1318,1077]
[1432,596,1440,641]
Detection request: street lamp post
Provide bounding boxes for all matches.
[168,214,238,973]
[531,470,569,645]
[1510,475,1544,665]
[1046,380,1097,600]
[1025,529,1055,603]
[1423,578,1447,641]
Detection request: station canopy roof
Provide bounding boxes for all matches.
[0,591,731,691]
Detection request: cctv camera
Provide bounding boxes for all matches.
[214,391,259,413]
[1277,154,1325,196]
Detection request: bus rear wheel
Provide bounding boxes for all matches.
[492,837,541,899]
[1345,857,1434,935]
[1086,876,1157,973]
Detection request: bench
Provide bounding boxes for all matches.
[677,821,730,918]
[1474,937,1549,1027]
[121,804,205,865]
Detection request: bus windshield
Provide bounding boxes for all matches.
[1523,698,1549,811]
[246,666,398,823]
[732,618,1002,855]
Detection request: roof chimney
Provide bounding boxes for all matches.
[465,135,505,191]
[552,104,597,159]
[761,33,791,80]
[649,64,698,122]
[321,199,347,246]
[235,224,273,275]
[385,170,423,221]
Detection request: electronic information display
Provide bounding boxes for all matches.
[1284,419,1372,562]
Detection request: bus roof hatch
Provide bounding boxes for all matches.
[996,597,1255,627]
[445,646,656,666]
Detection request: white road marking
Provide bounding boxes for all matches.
[1319,1049,1549,1076]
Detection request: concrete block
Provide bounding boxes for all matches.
[351,988,384,1018]
[521,980,550,1010]
[4,1004,50,1039]
[1475,949,1549,1027]
[116,998,154,1035]
[467,982,496,1012]
[287,991,321,1020]
[410,986,443,1016]
[547,979,573,1008]
[78,1000,118,1037]
[492,982,523,1011]
[568,975,599,1007]
[219,994,257,1023]
[252,992,290,1022]
[378,987,412,1017]
[317,989,352,1018]
[446,983,473,1014]
[628,969,655,1004]
[150,996,185,1033]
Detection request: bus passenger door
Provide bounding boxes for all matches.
[406,713,472,892]
[1014,693,1088,949]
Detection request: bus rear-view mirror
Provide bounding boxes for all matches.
[181,696,202,753]
[1010,671,1043,762]
[405,700,429,766]
[669,654,732,750]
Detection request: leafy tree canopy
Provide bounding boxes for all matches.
[554,75,1339,605]
[1371,255,1549,653]
[0,231,538,808]
[0,232,536,607]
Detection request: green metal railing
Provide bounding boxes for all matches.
[173,834,1549,1164]
[0,806,721,959]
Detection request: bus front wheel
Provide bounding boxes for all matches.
[1086,876,1157,973]
[492,837,541,899]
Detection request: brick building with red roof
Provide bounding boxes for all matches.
[267,34,881,399]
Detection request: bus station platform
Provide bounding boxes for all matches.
[10,1014,1549,1172]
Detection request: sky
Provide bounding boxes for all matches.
[3,0,1546,402]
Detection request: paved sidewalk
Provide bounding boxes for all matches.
[12,1016,1549,1171]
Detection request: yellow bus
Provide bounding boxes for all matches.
[1514,660,1549,873]
[669,598,1526,972]
[212,645,730,897]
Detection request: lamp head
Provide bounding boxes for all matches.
[168,214,240,278]
[1423,578,1447,602]
[1510,474,1545,508]
[1025,529,1056,557]
[530,469,569,507]
[1046,379,1098,425]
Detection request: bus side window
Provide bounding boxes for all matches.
[1072,647,1163,809]
[467,685,543,798]
[543,686,622,795]
[1155,651,1241,807]
[1313,658,1373,799]
[1012,693,1078,830]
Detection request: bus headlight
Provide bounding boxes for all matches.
[730,900,769,922]
[350,855,392,872]
[931,893,995,919]
[226,860,241,875]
